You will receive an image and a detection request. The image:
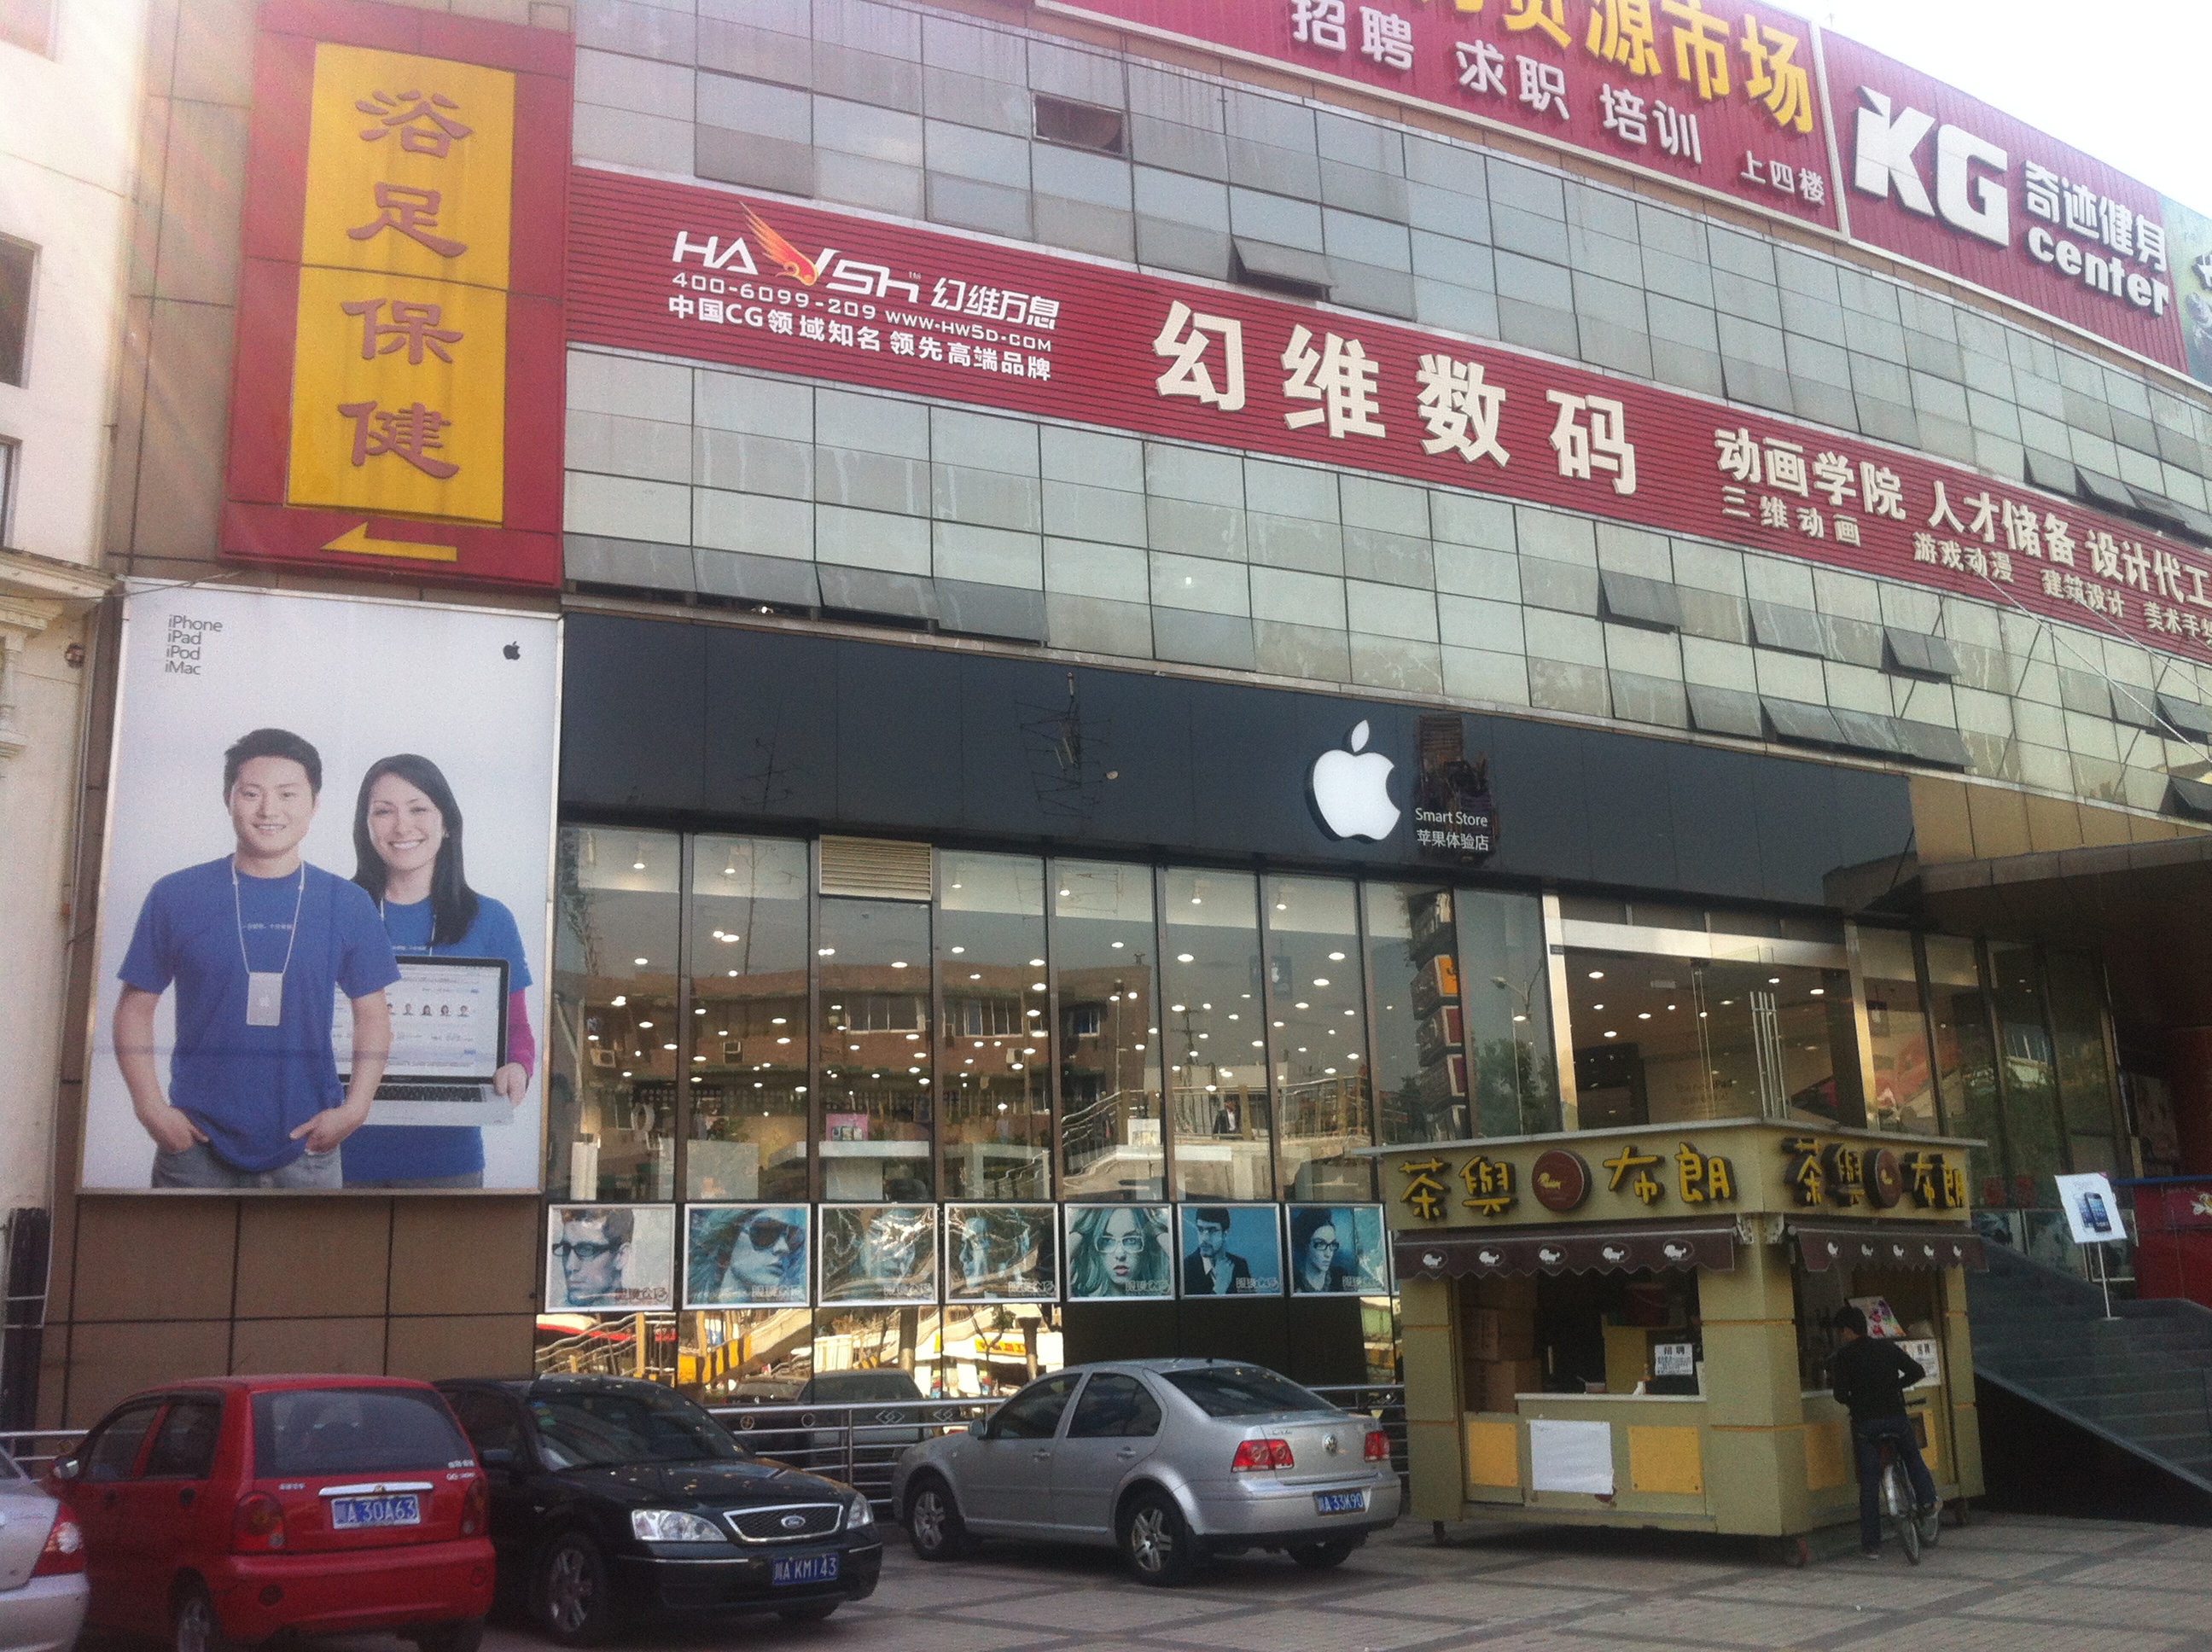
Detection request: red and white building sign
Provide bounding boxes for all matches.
[1036,0,1839,229]
[1823,32,2189,380]
[567,166,2212,664]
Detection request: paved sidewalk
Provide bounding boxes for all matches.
[446,1512,2212,1652]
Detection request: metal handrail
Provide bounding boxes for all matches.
[706,1382,1407,1514]
[0,1428,84,1476]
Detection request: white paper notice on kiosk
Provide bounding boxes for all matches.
[1528,1419,1615,1496]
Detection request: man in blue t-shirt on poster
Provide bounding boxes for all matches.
[114,729,400,1189]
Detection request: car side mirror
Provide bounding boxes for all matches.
[480,1448,516,1468]
[968,1419,989,1439]
[49,1457,80,1482]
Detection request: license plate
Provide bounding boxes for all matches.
[1313,1491,1366,1516]
[329,1493,422,1530]
[771,1554,840,1586]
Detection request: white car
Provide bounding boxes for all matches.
[890,1359,1400,1585]
[0,1453,85,1652]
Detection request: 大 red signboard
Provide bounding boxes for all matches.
[1037,0,1839,229]
[567,166,2212,666]
[1822,32,2190,380]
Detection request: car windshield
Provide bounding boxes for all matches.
[803,1371,922,1404]
[528,1387,742,1469]
[252,1387,471,1477]
[1162,1365,1334,1418]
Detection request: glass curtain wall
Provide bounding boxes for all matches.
[1162,869,1272,1201]
[1458,888,1560,1136]
[1860,928,1939,1136]
[549,829,682,1201]
[1266,875,1373,1200]
[938,852,1052,1200]
[1988,940,2064,1206]
[687,836,810,1201]
[1367,885,1467,1143]
[1924,934,2001,1195]
[816,898,935,1202]
[2046,951,2120,1177]
[1055,860,1164,1199]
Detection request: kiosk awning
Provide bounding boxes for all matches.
[1790,1221,1986,1273]
[1393,1219,1738,1282]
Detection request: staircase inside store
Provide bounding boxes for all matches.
[1970,1243,2212,1516]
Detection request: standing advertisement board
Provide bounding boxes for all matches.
[83,583,558,1193]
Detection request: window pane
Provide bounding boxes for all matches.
[935,1302,1062,1398]
[550,829,680,1201]
[817,899,934,1201]
[939,852,1051,1200]
[1458,889,1559,1136]
[1989,939,2064,1203]
[1924,936,2001,1195]
[1860,928,1938,1136]
[1265,875,1372,1200]
[1567,950,1851,1127]
[1054,861,1163,1200]
[686,1307,815,1405]
[688,837,809,1201]
[2046,951,2117,1140]
[1365,885,1468,1144]
[1162,869,1272,1201]
[0,237,31,386]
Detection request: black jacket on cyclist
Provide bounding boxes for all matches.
[1828,1335,1925,1422]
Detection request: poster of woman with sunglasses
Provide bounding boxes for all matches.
[685,1204,811,1307]
[545,1203,675,1311]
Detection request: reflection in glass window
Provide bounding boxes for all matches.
[1860,928,1938,1136]
[939,852,1052,1201]
[1458,889,1559,1136]
[2046,950,2119,1175]
[1162,869,1272,1201]
[1366,886,1468,1144]
[817,899,934,1202]
[550,829,680,1201]
[1566,950,1854,1128]
[1990,939,2063,1203]
[687,837,810,1201]
[1055,862,1163,1200]
[1265,875,1372,1199]
[1924,935,2000,1195]
[683,1307,815,1405]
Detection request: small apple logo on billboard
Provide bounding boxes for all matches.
[1310,720,1400,840]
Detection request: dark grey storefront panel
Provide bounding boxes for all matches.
[562,615,1913,907]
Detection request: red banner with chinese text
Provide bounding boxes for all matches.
[567,166,2212,665]
[1037,0,1839,230]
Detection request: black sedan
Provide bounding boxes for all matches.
[435,1375,882,1643]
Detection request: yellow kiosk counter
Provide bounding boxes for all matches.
[1376,1119,1986,1546]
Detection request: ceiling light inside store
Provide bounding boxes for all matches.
[1329,951,1345,961]
[1810,987,1825,996]
[1588,970,1604,980]
[611,996,625,1006]
[1177,953,1194,963]
[1029,958,1045,968]
[1111,940,1125,949]
[634,957,648,966]
[1604,1031,1616,1039]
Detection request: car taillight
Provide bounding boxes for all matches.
[234,1492,286,1551]
[1230,1439,1295,1472]
[31,1513,84,1577]
[1364,1430,1389,1463]
[461,1477,489,1536]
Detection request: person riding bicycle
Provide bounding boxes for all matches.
[1828,1305,1939,1559]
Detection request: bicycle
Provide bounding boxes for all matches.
[1875,1435,1937,1564]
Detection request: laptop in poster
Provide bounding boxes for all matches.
[333,956,512,1126]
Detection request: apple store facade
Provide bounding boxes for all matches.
[547,614,2084,1396]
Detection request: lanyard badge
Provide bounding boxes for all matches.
[234,863,307,1028]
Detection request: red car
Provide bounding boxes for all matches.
[48,1376,492,1652]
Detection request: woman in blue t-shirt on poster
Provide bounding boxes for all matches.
[341,753,535,1189]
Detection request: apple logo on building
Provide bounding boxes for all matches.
[1309,720,1400,840]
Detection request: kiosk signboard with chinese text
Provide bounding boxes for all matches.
[222,0,569,588]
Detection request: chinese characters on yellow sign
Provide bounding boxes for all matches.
[1399,1140,1737,1219]
[286,45,514,532]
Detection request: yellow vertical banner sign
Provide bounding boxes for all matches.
[287,44,515,527]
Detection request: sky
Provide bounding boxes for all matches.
[1813,0,2210,207]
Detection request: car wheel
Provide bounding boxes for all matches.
[533,1532,615,1645]
[408,1620,486,1652]
[172,1584,235,1652]
[905,1475,969,1562]
[1119,1489,1196,1587]
[1288,1539,1356,1571]
[777,1600,840,1623]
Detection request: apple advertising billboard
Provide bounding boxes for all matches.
[83,582,560,1193]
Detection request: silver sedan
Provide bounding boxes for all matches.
[890,1359,1400,1585]
[0,1454,85,1652]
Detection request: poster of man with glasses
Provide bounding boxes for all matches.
[685,1204,811,1306]
[545,1203,675,1310]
